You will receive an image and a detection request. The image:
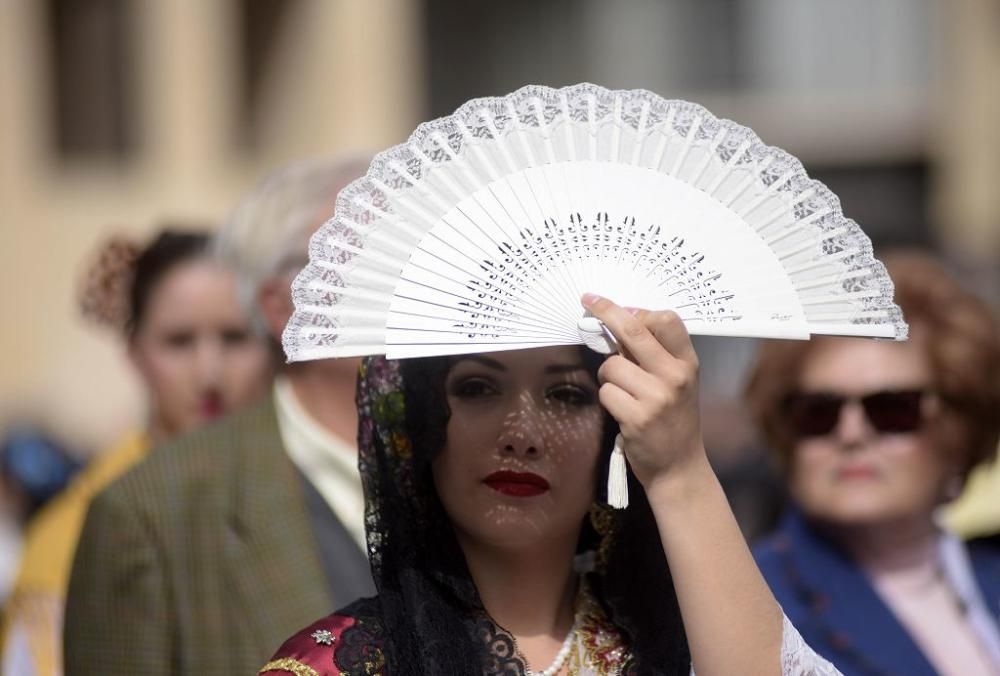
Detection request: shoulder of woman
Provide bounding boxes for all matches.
[258,613,361,676]
[259,599,386,676]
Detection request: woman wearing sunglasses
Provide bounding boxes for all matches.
[748,251,1000,676]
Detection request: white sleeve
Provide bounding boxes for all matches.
[778,614,842,675]
[688,614,843,676]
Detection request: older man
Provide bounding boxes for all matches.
[64,157,374,676]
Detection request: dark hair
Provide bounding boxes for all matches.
[397,348,689,673]
[746,249,1000,478]
[128,231,210,334]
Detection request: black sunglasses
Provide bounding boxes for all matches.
[784,389,929,438]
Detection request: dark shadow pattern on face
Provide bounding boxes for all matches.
[403,348,613,490]
[422,350,603,543]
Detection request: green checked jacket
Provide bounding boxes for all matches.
[64,396,357,676]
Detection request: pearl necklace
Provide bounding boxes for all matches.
[527,616,579,676]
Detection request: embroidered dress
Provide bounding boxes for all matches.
[260,592,839,675]
[260,356,842,676]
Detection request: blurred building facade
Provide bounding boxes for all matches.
[0,0,425,451]
[1,0,998,453]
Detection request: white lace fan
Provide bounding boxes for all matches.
[283,83,907,363]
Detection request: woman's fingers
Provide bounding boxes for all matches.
[598,354,659,399]
[597,381,638,423]
[582,294,698,371]
[645,309,699,368]
[583,293,706,486]
[582,295,673,374]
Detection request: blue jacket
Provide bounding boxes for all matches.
[753,509,1000,676]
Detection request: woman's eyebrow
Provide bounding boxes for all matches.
[452,356,506,371]
[544,363,587,374]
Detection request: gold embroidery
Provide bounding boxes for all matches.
[576,580,629,672]
[518,579,630,675]
[258,657,321,676]
[589,503,617,572]
[360,649,386,674]
[567,630,583,675]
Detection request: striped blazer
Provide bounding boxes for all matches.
[64,396,359,675]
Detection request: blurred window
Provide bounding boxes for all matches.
[811,163,932,249]
[46,0,135,158]
[422,0,934,247]
[236,0,300,148]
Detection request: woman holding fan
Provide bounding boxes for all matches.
[262,298,841,675]
[259,84,900,675]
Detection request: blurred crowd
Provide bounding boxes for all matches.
[0,151,996,675]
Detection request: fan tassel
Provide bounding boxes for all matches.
[607,433,628,509]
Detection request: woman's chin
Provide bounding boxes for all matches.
[802,497,921,530]
[444,486,592,554]
[457,510,573,553]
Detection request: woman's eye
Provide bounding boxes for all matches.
[547,384,595,407]
[221,328,250,345]
[450,377,498,399]
[163,331,195,349]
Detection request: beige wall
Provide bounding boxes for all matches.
[932,0,1000,260]
[0,0,424,453]
[2,0,997,455]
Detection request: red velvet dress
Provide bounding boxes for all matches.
[258,599,387,676]
[258,584,632,676]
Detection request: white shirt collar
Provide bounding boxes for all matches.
[273,377,367,552]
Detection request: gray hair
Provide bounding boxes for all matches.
[213,155,370,337]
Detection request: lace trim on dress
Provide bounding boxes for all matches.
[777,615,842,676]
[684,615,843,676]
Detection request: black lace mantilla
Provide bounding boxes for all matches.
[476,613,527,675]
[331,355,690,675]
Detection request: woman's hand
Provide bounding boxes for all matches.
[581,293,708,491]
[583,293,785,676]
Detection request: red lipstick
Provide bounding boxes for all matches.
[483,471,550,497]
[199,392,224,419]
[836,465,878,481]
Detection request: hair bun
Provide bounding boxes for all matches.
[78,235,142,332]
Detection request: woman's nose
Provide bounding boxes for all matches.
[497,396,544,457]
[195,338,224,385]
[833,401,873,448]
